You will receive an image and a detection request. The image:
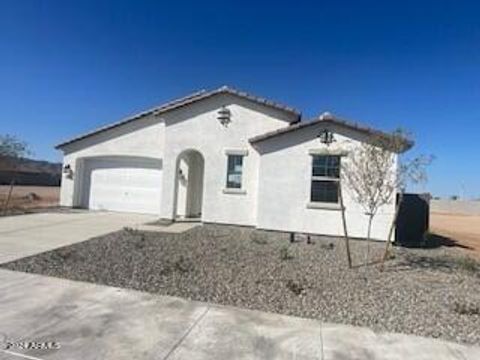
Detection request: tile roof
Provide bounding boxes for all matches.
[55,86,300,149]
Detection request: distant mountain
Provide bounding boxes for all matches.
[0,157,61,186]
[14,157,62,174]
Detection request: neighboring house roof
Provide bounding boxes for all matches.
[249,112,414,152]
[55,86,301,149]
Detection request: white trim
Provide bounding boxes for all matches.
[307,202,343,210]
[311,176,340,182]
[224,149,249,156]
[308,149,348,156]
[309,154,341,205]
[223,188,247,195]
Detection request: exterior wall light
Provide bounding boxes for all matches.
[217,106,231,127]
[63,164,73,179]
[318,129,336,146]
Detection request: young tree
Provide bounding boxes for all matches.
[338,184,352,268]
[379,151,432,270]
[0,134,30,215]
[341,129,422,268]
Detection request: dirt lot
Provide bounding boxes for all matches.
[430,212,480,257]
[0,185,60,214]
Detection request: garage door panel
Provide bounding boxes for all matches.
[84,158,162,215]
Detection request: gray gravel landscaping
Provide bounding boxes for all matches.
[2,224,479,345]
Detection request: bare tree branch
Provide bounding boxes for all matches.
[340,129,430,270]
[0,134,30,215]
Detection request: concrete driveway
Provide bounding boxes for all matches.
[0,269,478,360]
[0,211,156,264]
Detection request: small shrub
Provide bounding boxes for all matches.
[251,233,268,245]
[286,279,305,296]
[453,301,480,316]
[23,192,40,201]
[57,248,72,260]
[320,242,335,250]
[401,254,479,275]
[134,234,146,249]
[280,245,293,260]
[456,256,479,273]
[174,256,194,273]
[123,226,139,235]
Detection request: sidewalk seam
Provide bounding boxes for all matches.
[162,305,211,360]
[319,322,324,360]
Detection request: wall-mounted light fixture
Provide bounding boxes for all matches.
[318,129,336,146]
[217,106,231,127]
[63,164,73,179]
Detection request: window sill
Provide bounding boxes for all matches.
[223,188,247,195]
[307,202,343,210]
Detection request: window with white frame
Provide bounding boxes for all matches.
[310,155,340,203]
[226,154,244,189]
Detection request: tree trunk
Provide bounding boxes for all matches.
[379,192,404,271]
[2,178,15,216]
[364,214,374,268]
[339,185,352,268]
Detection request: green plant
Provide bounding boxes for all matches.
[453,301,480,315]
[286,279,305,296]
[123,226,138,234]
[455,256,479,273]
[402,254,479,275]
[174,256,193,273]
[57,249,72,260]
[280,245,293,260]
[320,242,335,250]
[251,233,268,245]
[134,234,146,249]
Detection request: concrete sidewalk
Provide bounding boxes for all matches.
[0,211,156,264]
[0,269,478,360]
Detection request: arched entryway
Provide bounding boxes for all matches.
[174,149,205,220]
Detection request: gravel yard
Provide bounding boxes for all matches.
[2,224,479,345]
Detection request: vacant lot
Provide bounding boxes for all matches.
[430,212,480,257]
[3,224,479,345]
[0,185,59,214]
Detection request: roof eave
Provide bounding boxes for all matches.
[56,86,300,150]
[249,115,413,153]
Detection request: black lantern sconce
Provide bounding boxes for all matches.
[318,129,336,145]
[217,106,231,127]
[63,164,73,179]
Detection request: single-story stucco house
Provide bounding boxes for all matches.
[56,86,411,241]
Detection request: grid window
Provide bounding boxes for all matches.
[226,155,243,189]
[312,155,340,177]
[310,155,340,203]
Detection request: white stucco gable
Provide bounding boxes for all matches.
[158,92,299,225]
[250,113,410,241]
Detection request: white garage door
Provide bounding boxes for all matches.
[84,158,162,215]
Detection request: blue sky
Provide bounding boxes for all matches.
[1,0,479,198]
